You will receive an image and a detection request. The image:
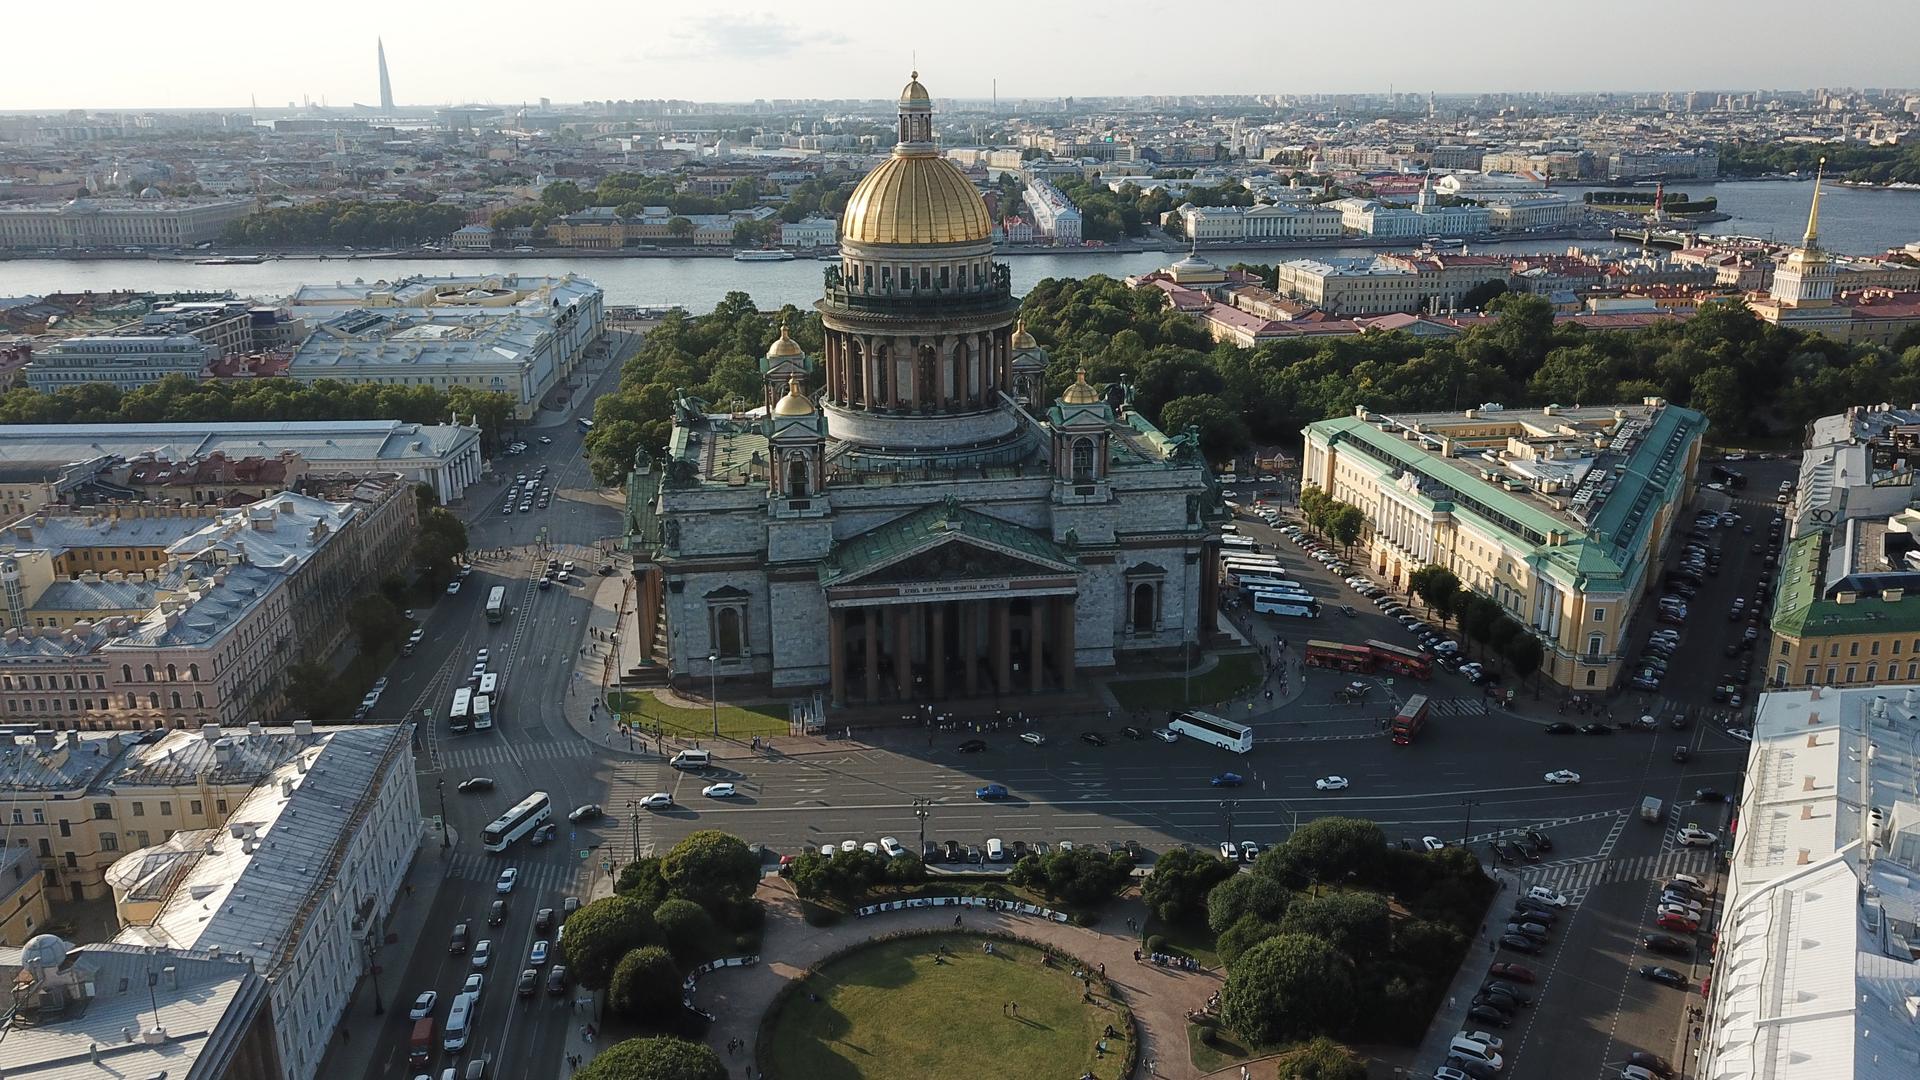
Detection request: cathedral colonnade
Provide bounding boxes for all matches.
[825,594,1077,707]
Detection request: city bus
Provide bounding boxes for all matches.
[1365,638,1433,680]
[1221,554,1284,571]
[1304,639,1376,673]
[1250,584,1319,608]
[578,417,595,433]
[1220,535,1261,553]
[1391,694,1430,745]
[1251,594,1318,618]
[1233,573,1307,594]
[471,693,494,732]
[1169,711,1255,753]
[481,791,552,853]
[485,586,507,625]
[448,688,473,735]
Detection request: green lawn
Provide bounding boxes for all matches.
[761,933,1126,1080]
[1107,651,1264,711]
[1187,1020,1253,1073]
[605,691,788,738]
[1141,917,1222,970]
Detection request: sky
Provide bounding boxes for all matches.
[10,0,1920,111]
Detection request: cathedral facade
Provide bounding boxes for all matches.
[636,76,1221,707]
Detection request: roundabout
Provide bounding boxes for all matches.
[759,931,1132,1080]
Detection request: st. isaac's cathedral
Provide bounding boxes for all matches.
[634,75,1223,708]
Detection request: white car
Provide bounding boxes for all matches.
[1239,840,1260,862]
[1677,824,1718,847]
[539,436,553,444]
[1315,776,1350,791]
[1019,731,1046,745]
[1152,727,1179,743]
[1460,1031,1506,1053]
[446,581,461,595]
[471,940,492,969]
[840,839,858,854]
[880,836,906,858]
[1422,836,1445,851]
[638,792,673,809]
[1525,886,1568,907]
[1220,841,1240,860]
[861,841,880,855]
[1544,769,1582,785]
[475,649,489,664]
[409,990,437,1020]
[461,973,484,999]
[495,868,518,893]
[701,782,737,798]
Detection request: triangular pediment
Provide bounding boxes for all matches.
[855,537,1070,585]
[820,500,1080,588]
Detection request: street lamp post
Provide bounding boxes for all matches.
[364,933,384,1015]
[627,800,640,863]
[913,798,932,857]
[707,653,719,738]
[1222,800,1238,847]
[1462,798,1480,846]
[437,779,450,849]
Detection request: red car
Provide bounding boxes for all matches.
[1488,962,1537,984]
[1655,912,1699,933]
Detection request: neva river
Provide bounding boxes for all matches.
[0,181,1914,311]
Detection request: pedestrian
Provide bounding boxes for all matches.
[1134,949,1141,963]
[1011,1001,1018,1016]
[1098,962,1105,977]
[341,1028,350,1043]
[954,914,963,928]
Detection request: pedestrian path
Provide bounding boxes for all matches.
[438,738,600,771]
[1518,849,1715,905]
[447,852,592,898]
[1427,697,1488,717]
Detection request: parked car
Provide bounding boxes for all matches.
[1639,965,1689,988]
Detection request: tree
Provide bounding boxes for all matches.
[575,1035,726,1080]
[1159,393,1251,463]
[541,180,588,213]
[345,593,405,655]
[1326,504,1364,554]
[617,857,669,909]
[608,945,683,1021]
[1460,594,1500,657]
[788,849,887,904]
[1457,279,1509,312]
[1206,872,1293,934]
[651,899,718,966]
[1257,817,1386,889]
[1274,1037,1368,1080]
[415,506,467,581]
[660,830,760,909]
[1220,934,1356,1045]
[1504,632,1546,691]
[563,896,659,990]
[1408,566,1462,626]
[1141,847,1237,925]
[1216,912,1285,965]
[1024,847,1134,907]
[666,217,694,240]
[1278,892,1391,961]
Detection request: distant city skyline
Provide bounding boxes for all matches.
[7,0,1920,111]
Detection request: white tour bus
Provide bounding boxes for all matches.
[481,791,551,853]
[1251,595,1318,618]
[477,672,499,699]
[448,688,473,735]
[1170,710,1255,753]
[1220,535,1261,552]
[471,693,494,731]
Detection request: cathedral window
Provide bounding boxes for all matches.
[1071,438,1095,482]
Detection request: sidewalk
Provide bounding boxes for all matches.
[315,823,458,1076]
[693,880,1219,1079]
[1408,868,1519,1071]
[553,867,622,1077]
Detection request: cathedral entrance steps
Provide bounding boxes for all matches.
[620,664,670,688]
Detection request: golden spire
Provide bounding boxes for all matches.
[1061,369,1101,405]
[1011,318,1037,349]
[766,316,803,359]
[772,375,816,416]
[1803,157,1825,249]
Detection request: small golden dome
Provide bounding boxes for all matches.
[841,153,993,246]
[766,321,803,359]
[1011,319,1037,350]
[1061,369,1102,405]
[772,376,816,417]
[900,71,930,104]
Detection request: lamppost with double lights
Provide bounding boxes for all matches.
[913,797,932,857]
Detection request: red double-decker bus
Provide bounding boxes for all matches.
[1365,638,1432,680]
[1304,640,1375,673]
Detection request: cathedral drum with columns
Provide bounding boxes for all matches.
[637,75,1223,708]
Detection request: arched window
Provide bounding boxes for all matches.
[189,664,200,681]
[1131,583,1156,631]
[166,664,177,682]
[787,456,810,499]
[122,664,132,683]
[125,693,137,709]
[143,664,154,683]
[1585,669,1597,686]
[194,692,204,709]
[1071,438,1095,482]
[716,608,744,658]
[169,691,181,709]
[147,692,159,709]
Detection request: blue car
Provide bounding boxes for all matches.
[975,783,1009,800]
[1210,773,1244,788]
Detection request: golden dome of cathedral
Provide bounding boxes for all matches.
[839,75,993,247]
[766,322,803,359]
[1011,319,1038,349]
[1061,370,1102,405]
[771,376,817,417]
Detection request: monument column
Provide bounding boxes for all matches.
[894,605,913,699]
[962,601,979,696]
[930,602,947,698]
[1029,601,1045,692]
[829,608,847,707]
[1057,597,1076,691]
[863,607,879,703]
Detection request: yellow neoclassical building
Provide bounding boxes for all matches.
[1304,399,1707,689]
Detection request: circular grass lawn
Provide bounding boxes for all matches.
[761,932,1124,1080]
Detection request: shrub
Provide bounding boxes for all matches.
[1221,933,1356,1045]
[653,898,719,966]
[608,945,683,1023]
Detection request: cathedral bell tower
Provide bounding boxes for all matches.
[760,318,812,416]
[1048,370,1113,498]
[767,376,826,504]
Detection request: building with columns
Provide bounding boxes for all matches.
[635,76,1222,707]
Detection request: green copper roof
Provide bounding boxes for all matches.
[1309,415,1572,543]
[819,499,1079,585]
[1768,530,1920,638]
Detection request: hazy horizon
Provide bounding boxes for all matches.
[12,0,1920,112]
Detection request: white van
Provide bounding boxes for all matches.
[986,837,1005,861]
[443,991,476,1052]
[1448,1035,1503,1071]
[670,749,711,769]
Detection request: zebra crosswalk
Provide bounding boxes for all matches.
[1518,848,1715,905]
[1426,697,1488,717]
[438,738,601,771]
[448,853,594,898]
